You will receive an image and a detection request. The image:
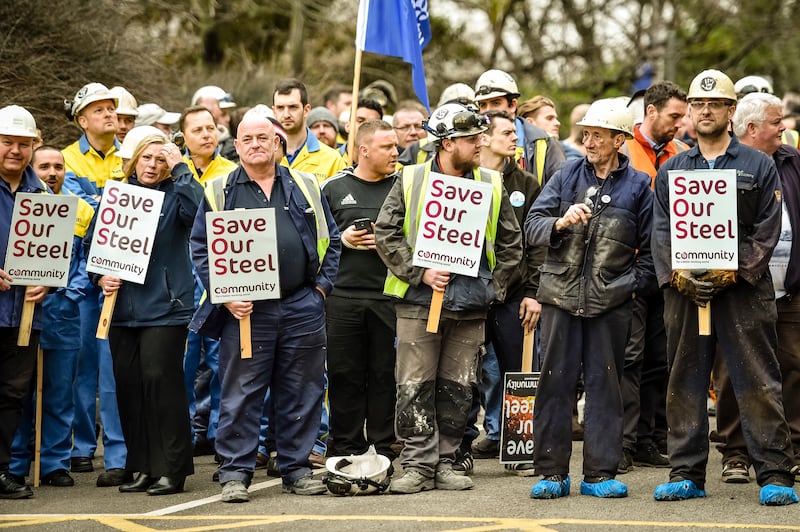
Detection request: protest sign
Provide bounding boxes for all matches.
[500,371,539,464]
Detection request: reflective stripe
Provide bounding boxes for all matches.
[535,137,547,185]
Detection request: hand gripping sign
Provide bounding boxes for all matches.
[668,169,738,335]
[206,208,280,359]
[86,180,165,339]
[412,172,493,332]
[4,194,78,345]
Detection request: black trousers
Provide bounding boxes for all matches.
[0,328,38,470]
[109,325,194,478]
[325,295,397,458]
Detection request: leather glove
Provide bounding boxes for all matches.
[671,270,714,307]
[696,270,737,292]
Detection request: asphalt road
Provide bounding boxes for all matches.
[2,438,798,531]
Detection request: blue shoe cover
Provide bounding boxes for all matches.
[580,478,628,498]
[530,475,571,499]
[760,485,799,506]
[653,480,706,501]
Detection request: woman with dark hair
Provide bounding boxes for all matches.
[88,133,203,495]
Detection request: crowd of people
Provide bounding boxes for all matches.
[0,66,798,507]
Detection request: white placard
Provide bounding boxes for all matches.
[3,193,78,287]
[206,208,280,303]
[412,172,493,276]
[86,180,164,283]
[668,169,738,270]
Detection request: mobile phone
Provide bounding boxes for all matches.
[352,217,373,233]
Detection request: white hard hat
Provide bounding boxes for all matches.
[437,83,476,107]
[734,75,774,97]
[577,98,635,138]
[110,86,139,116]
[191,85,237,109]
[116,125,166,159]
[425,102,489,139]
[325,449,392,496]
[474,69,520,101]
[67,82,118,122]
[0,105,38,138]
[135,103,181,127]
[688,69,737,102]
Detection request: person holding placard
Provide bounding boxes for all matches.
[88,133,202,495]
[10,146,94,489]
[0,105,48,499]
[651,69,798,506]
[375,103,522,494]
[189,110,341,502]
[526,98,653,500]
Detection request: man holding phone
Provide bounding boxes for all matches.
[320,119,400,463]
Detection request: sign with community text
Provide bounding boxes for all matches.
[206,208,280,304]
[412,172,493,276]
[86,180,164,284]
[3,193,78,287]
[668,169,738,270]
[500,371,539,464]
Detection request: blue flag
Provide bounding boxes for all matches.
[356,0,430,110]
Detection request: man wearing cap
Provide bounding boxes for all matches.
[307,107,340,150]
[375,103,522,494]
[617,81,689,474]
[61,82,131,487]
[651,69,797,505]
[473,69,565,185]
[0,105,49,498]
[712,92,800,486]
[135,103,181,136]
[110,86,138,143]
[526,98,653,500]
[273,78,346,183]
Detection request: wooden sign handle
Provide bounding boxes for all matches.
[96,290,118,339]
[698,302,711,336]
[17,290,35,346]
[427,289,444,333]
[240,315,252,359]
[522,329,534,373]
[33,347,44,488]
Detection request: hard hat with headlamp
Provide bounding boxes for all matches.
[64,82,118,123]
[734,75,774,98]
[0,105,38,138]
[474,69,520,102]
[687,69,737,102]
[324,449,392,496]
[576,98,635,138]
[424,103,489,140]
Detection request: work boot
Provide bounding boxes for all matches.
[221,480,249,503]
[435,464,473,490]
[633,442,670,468]
[471,437,500,459]
[530,475,571,499]
[617,448,634,474]
[389,469,434,494]
[580,477,628,498]
[0,471,33,499]
[721,461,750,484]
[760,484,799,506]
[96,469,133,487]
[41,469,74,487]
[283,475,327,495]
[653,479,706,501]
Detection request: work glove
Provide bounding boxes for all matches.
[696,270,737,293]
[671,270,714,307]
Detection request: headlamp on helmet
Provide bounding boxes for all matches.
[424,103,489,140]
[324,448,392,496]
[64,82,118,123]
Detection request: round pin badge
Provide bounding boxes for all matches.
[509,190,525,207]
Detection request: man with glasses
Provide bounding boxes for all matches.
[651,69,798,505]
[473,69,565,186]
[392,102,427,156]
[375,102,522,494]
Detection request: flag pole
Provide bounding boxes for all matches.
[347,48,364,161]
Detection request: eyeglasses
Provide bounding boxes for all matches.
[394,123,422,132]
[688,101,731,111]
[475,85,506,96]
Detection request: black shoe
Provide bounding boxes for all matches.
[41,469,74,487]
[212,468,220,482]
[0,471,33,499]
[617,448,634,474]
[633,442,670,468]
[97,469,133,487]
[471,437,500,459]
[146,476,185,496]
[70,456,93,473]
[119,473,155,493]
